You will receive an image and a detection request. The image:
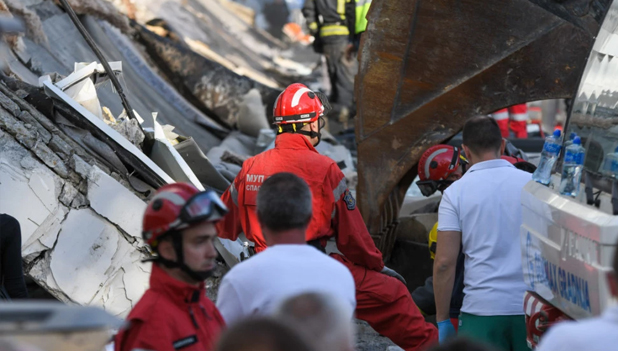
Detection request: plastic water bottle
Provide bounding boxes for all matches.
[532,130,562,185]
[602,146,618,177]
[559,136,585,197]
[565,132,577,148]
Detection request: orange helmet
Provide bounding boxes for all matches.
[418,145,464,182]
[273,83,331,124]
[142,183,227,248]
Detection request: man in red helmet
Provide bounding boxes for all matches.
[413,145,467,341]
[217,83,438,351]
[115,183,228,351]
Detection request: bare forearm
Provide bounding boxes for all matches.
[433,260,455,322]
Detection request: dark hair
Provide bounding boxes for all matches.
[428,338,498,351]
[257,172,312,232]
[215,317,315,351]
[462,116,503,155]
[513,161,537,173]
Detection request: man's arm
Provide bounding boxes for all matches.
[302,0,319,35]
[433,230,461,322]
[216,180,243,241]
[328,166,384,271]
[115,319,172,351]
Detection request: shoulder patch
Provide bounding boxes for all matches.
[173,335,198,350]
[343,190,356,210]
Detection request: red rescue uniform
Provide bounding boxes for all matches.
[115,264,225,351]
[217,133,438,351]
[492,104,528,138]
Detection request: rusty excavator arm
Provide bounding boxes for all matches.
[355,0,611,258]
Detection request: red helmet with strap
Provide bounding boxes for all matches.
[418,145,464,181]
[142,183,227,247]
[273,83,330,124]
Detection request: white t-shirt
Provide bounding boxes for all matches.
[536,305,618,351]
[216,244,356,325]
[438,159,531,316]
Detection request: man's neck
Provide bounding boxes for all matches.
[159,264,201,287]
[266,228,306,246]
[470,152,500,166]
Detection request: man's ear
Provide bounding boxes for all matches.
[157,239,176,262]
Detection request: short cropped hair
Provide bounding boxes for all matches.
[257,172,313,232]
[275,292,355,351]
[462,116,503,155]
[215,317,315,351]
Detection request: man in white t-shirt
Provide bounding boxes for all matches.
[536,239,618,351]
[434,116,531,351]
[216,172,356,325]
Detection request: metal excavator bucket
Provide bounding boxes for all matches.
[355,0,612,258]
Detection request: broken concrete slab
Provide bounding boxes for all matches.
[49,208,126,306]
[87,166,147,238]
[22,205,68,264]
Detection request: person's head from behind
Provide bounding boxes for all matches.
[142,183,228,285]
[428,337,498,351]
[416,144,468,196]
[462,116,506,165]
[215,317,315,351]
[257,172,313,246]
[275,292,355,351]
[273,83,330,147]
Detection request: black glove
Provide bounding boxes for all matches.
[381,266,407,285]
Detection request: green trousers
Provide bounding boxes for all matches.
[458,312,530,351]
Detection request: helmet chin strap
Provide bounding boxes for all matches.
[297,124,322,146]
[155,233,214,282]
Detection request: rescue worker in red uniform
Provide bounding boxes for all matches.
[491,104,529,138]
[115,183,228,351]
[217,83,438,351]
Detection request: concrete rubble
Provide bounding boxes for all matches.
[0,0,369,345]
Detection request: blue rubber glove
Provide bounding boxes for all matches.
[437,319,456,343]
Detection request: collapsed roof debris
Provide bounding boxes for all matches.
[0,0,357,321]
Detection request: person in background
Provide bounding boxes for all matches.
[434,116,531,350]
[535,237,618,351]
[491,104,529,139]
[216,173,356,325]
[412,145,467,330]
[217,83,438,351]
[115,183,227,351]
[276,292,355,351]
[215,317,316,351]
[0,214,28,299]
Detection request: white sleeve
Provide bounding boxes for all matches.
[215,276,245,326]
[536,324,578,351]
[437,188,460,232]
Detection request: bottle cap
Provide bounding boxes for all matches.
[614,145,618,153]
[553,129,561,137]
[570,132,577,140]
[573,136,581,145]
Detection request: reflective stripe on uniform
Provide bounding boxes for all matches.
[510,112,529,121]
[230,182,238,206]
[320,24,349,37]
[492,110,509,121]
[333,177,347,200]
[337,0,346,20]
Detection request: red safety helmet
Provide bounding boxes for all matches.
[418,145,465,181]
[501,155,537,173]
[273,83,331,124]
[142,183,228,248]
[416,145,467,197]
